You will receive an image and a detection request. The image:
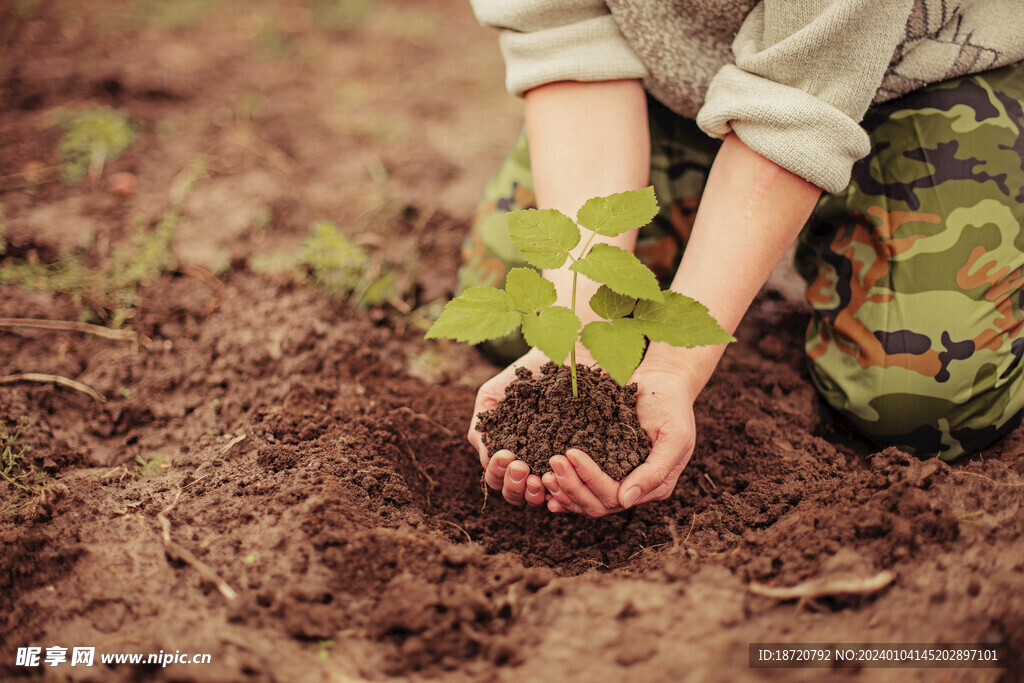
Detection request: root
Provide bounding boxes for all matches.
[157,490,238,601]
[748,569,895,602]
[0,317,138,342]
[0,373,105,403]
[391,406,454,437]
[438,519,473,544]
[394,430,435,508]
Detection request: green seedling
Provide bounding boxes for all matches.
[1,418,45,494]
[57,108,138,184]
[427,187,734,396]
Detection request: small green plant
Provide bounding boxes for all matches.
[1,419,45,494]
[427,187,734,396]
[57,108,138,184]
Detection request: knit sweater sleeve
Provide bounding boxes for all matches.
[468,0,648,96]
[696,0,915,194]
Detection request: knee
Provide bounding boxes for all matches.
[808,351,1024,460]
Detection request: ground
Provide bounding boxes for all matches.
[1,2,1023,681]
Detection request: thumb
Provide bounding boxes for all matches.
[617,429,690,508]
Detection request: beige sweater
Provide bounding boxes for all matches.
[469,0,1024,193]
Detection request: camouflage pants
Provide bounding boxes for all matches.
[459,62,1024,460]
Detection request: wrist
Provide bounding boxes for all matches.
[639,342,717,399]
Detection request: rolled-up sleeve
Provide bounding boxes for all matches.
[470,0,649,96]
[696,0,914,193]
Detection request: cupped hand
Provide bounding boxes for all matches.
[469,348,550,507]
[543,358,698,517]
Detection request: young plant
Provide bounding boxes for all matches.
[427,187,734,396]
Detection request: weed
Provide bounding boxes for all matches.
[0,419,45,495]
[427,188,734,395]
[57,108,138,184]
[317,640,334,662]
[0,159,205,326]
[133,454,171,479]
[297,220,370,297]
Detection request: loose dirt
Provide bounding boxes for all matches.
[477,363,650,478]
[2,2,1023,682]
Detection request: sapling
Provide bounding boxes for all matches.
[427,187,734,396]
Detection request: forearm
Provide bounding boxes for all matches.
[644,133,822,394]
[524,80,650,321]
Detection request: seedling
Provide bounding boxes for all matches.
[427,187,733,396]
[57,108,138,184]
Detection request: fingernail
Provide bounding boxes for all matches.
[527,483,541,496]
[509,467,526,484]
[497,452,513,464]
[623,486,642,508]
[551,460,565,478]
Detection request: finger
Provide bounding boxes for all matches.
[502,460,530,506]
[618,430,692,508]
[524,474,546,507]
[547,497,584,514]
[541,470,573,506]
[549,454,612,517]
[565,449,621,510]
[484,450,515,491]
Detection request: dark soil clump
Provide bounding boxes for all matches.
[477,363,651,479]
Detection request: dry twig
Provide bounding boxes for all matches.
[0,317,137,342]
[0,373,105,403]
[749,570,896,602]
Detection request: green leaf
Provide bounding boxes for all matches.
[570,244,663,302]
[507,209,580,269]
[522,306,580,365]
[580,319,646,385]
[589,285,636,320]
[633,292,736,347]
[576,187,659,237]
[505,267,556,313]
[426,288,522,344]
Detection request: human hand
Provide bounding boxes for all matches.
[469,348,550,508]
[542,357,698,517]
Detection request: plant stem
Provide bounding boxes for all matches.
[569,270,579,398]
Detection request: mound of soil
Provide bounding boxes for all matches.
[477,363,651,478]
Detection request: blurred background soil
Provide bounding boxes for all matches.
[1,2,1022,681]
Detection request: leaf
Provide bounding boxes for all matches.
[570,244,664,302]
[507,209,580,269]
[633,292,736,347]
[576,187,659,237]
[580,319,645,385]
[589,285,636,320]
[522,306,580,365]
[425,288,522,344]
[505,267,556,313]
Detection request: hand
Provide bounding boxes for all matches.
[469,348,549,508]
[543,358,698,517]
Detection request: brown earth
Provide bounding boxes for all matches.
[2,2,1024,682]
[477,363,650,478]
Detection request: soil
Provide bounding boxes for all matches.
[477,363,651,478]
[2,2,1024,682]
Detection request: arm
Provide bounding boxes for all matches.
[545,132,821,516]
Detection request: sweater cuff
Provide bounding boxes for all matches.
[498,15,649,97]
[696,64,871,194]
